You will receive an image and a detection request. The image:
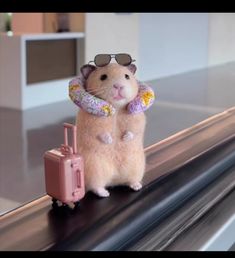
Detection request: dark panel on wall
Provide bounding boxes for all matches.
[26,39,76,84]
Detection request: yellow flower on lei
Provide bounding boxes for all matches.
[69,84,80,91]
[141,91,155,106]
[101,104,114,116]
[69,84,81,101]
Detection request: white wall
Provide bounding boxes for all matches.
[0,36,22,109]
[85,13,139,69]
[208,13,235,66]
[138,13,209,81]
[207,14,235,110]
[81,13,235,81]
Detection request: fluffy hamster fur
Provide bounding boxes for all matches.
[76,63,146,197]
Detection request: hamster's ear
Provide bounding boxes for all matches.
[80,64,96,79]
[127,64,137,74]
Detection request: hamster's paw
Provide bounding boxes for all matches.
[129,182,142,191]
[98,133,113,144]
[93,187,110,198]
[122,131,134,142]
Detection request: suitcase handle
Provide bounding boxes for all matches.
[63,123,77,154]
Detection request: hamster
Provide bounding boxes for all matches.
[76,63,146,197]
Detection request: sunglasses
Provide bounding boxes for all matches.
[89,53,135,67]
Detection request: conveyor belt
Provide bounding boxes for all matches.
[51,137,235,250]
[0,108,235,251]
[129,160,235,250]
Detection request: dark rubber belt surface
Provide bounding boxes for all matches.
[50,138,235,251]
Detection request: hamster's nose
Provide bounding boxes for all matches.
[113,84,124,90]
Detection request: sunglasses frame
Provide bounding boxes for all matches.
[88,53,136,67]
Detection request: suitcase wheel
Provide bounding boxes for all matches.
[52,198,59,209]
[52,198,65,209]
[64,201,80,210]
[74,201,80,209]
[51,198,80,210]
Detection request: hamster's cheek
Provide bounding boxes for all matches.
[122,84,138,101]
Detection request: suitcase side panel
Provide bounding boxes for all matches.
[71,155,85,200]
[44,151,62,200]
[61,155,85,203]
[44,149,85,203]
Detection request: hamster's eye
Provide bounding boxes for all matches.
[100,74,108,81]
[125,74,130,80]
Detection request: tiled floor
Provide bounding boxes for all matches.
[0,62,235,215]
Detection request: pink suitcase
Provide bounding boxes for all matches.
[44,123,85,209]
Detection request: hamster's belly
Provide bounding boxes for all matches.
[76,110,146,186]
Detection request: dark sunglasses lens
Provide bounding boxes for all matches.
[116,54,132,66]
[94,54,111,67]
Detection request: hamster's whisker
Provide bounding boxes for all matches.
[87,89,105,94]
[105,86,113,100]
[87,91,107,98]
[87,90,106,96]
[87,85,111,93]
[87,87,110,96]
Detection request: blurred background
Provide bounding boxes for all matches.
[1,13,235,81]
